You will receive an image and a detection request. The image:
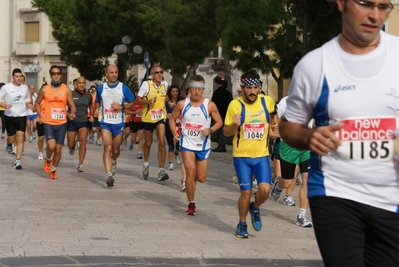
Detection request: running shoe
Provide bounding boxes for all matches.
[158,169,169,181]
[296,213,313,228]
[69,146,75,155]
[270,176,282,202]
[32,133,37,139]
[49,170,58,179]
[137,151,143,159]
[14,160,22,170]
[1,133,5,139]
[11,146,16,155]
[106,174,114,187]
[232,173,238,184]
[235,223,249,238]
[252,180,258,190]
[76,141,80,149]
[282,195,296,206]
[38,152,44,160]
[111,161,117,175]
[6,144,12,154]
[249,202,262,231]
[96,140,102,146]
[181,178,186,191]
[296,173,303,186]
[129,143,134,151]
[185,202,196,216]
[44,159,52,173]
[168,163,174,171]
[78,164,84,172]
[141,165,149,180]
[29,136,33,143]
[175,153,181,165]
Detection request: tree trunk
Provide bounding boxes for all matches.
[277,77,284,101]
[180,62,199,96]
[222,50,233,93]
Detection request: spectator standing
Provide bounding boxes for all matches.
[211,76,232,152]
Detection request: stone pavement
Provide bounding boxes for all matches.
[0,134,323,267]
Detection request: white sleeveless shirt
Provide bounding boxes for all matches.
[99,82,125,125]
[180,98,211,151]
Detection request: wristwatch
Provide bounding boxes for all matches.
[121,103,125,109]
[209,128,214,135]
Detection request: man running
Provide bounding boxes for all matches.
[169,75,223,215]
[135,66,169,181]
[0,68,31,169]
[224,70,277,238]
[66,76,94,172]
[95,65,135,187]
[35,65,76,179]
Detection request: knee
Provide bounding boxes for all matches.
[256,184,270,197]
[240,190,252,199]
[196,175,206,183]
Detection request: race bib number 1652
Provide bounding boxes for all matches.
[335,117,397,161]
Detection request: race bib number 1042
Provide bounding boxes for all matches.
[335,117,397,161]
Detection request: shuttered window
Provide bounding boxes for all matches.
[26,22,39,42]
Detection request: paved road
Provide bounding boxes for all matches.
[0,133,323,267]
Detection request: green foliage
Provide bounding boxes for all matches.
[33,0,218,81]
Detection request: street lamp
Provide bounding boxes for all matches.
[113,36,142,84]
[28,59,42,90]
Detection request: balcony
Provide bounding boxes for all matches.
[45,42,61,55]
[16,42,41,55]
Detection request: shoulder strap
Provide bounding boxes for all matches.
[261,97,270,124]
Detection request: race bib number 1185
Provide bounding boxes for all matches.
[335,117,397,161]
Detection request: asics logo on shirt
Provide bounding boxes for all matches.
[334,85,356,92]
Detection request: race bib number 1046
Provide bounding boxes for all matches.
[335,117,397,161]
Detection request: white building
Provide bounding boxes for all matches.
[0,0,82,90]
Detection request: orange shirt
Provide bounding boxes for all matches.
[41,84,68,125]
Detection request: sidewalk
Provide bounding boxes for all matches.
[0,135,323,266]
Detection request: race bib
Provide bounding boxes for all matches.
[243,123,265,140]
[150,108,164,121]
[104,108,119,121]
[335,117,397,161]
[184,122,203,137]
[51,108,65,120]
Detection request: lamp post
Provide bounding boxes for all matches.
[113,36,142,84]
[28,59,42,90]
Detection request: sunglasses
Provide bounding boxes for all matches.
[50,72,62,76]
[154,71,163,75]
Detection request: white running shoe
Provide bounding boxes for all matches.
[175,153,181,165]
[38,152,44,160]
[168,163,174,171]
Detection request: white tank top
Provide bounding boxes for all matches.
[180,98,211,151]
[100,82,125,125]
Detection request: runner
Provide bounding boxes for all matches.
[66,76,94,172]
[95,64,135,187]
[0,68,31,169]
[35,65,76,179]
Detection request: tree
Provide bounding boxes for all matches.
[218,0,301,100]
[32,0,219,90]
[217,0,341,100]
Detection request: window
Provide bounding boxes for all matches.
[25,22,39,42]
